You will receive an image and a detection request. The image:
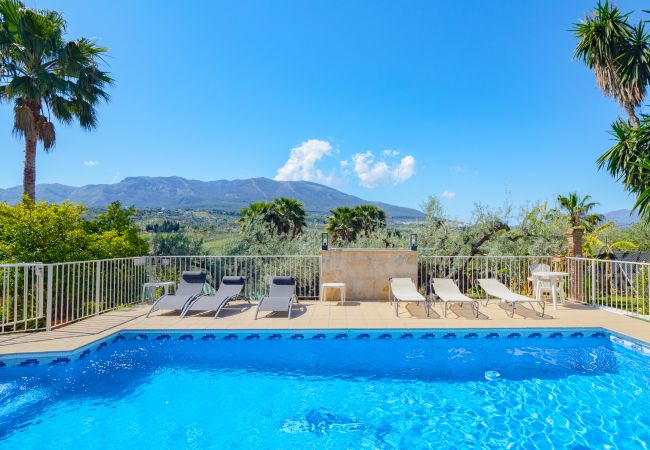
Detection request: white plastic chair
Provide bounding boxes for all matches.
[528,263,558,301]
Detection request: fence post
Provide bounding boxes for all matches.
[484,256,489,279]
[95,260,102,315]
[46,264,53,332]
[36,264,44,318]
[590,262,597,305]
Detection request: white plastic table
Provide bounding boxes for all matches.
[142,281,175,303]
[320,282,346,303]
[532,271,568,310]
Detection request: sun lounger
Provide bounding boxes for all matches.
[431,278,479,318]
[146,271,206,317]
[181,276,247,318]
[389,277,429,317]
[477,278,545,318]
[254,276,297,319]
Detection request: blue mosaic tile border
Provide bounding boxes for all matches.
[1,327,648,368]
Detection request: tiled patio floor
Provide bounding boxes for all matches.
[1,298,649,355]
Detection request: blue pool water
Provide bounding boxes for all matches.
[0,331,649,449]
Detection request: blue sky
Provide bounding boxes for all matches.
[0,0,647,220]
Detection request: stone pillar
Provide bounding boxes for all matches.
[565,227,584,302]
[565,227,584,257]
[320,249,417,301]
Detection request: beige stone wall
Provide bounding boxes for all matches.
[320,249,418,301]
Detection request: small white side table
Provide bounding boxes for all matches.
[321,282,346,303]
[142,281,175,303]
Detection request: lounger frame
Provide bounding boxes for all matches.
[254,277,297,320]
[430,278,479,318]
[476,278,545,318]
[180,276,248,318]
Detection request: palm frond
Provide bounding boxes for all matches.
[12,102,33,136]
[37,116,55,150]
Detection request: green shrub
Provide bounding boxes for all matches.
[0,199,147,263]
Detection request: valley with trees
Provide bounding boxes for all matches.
[0,0,648,264]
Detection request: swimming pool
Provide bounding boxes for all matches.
[0,328,648,449]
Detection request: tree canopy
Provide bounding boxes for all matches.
[556,192,604,231]
[238,197,307,238]
[0,199,146,263]
[326,205,387,244]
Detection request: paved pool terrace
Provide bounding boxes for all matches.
[1,299,649,359]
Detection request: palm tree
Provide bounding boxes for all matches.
[238,201,272,232]
[239,198,306,238]
[557,193,605,232]
[597,116,650,213]
[583,222,636,257]
[326,207,359,243]
[270,197,306,237]
[326,205,388,243]
[574,3,650,220]
[0,0,113,200]
[633,159,650,218]
[354,204,387,236]
[573,1,650,127]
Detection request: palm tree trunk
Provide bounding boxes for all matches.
[625,104,640,128]
[23,136,37,201]
[22,100,41,202]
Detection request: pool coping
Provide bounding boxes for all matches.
[1,327,649,368]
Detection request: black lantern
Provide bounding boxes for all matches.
[322,233,329,250]
[410,233,417,251]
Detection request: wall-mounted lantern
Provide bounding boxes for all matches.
[410,233,418,251]
[322,233,329,250]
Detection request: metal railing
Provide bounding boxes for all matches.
[148,255,321,300]
[566,257,649,319]
[0,255,321,334]
[418,255,563,297]
[47,258,148,330]
[0,263,45,333]
[2,253,649,334]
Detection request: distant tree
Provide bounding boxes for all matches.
[150,233,204,256]
[238,198,306,238]
[326,205,387,244]
[557,193,604,231]
[0,0,113,200]
[326,207,358,243]
[145,220,180,233]
[270,197,307,237]
[354,205,387,236]
[85,201,148,257]
[238,202,272,232]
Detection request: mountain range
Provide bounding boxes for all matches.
[0,176,425,219]
[603,209,639,228]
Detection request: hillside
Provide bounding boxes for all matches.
[0,176,424,219]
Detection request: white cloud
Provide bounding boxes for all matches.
[339,160,349,167]
[83,160,99,167]
[274,139,335,184]
[383,149,400,157]
[352,151,416,188]
[393,155,416,182]
[442,190,457,199]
